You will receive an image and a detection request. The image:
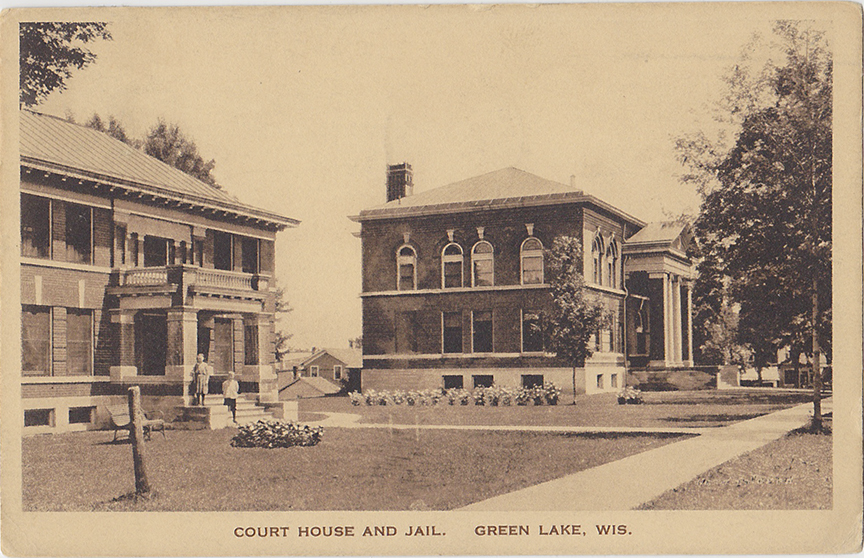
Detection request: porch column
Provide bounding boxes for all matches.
[686,282,694,366]
[166,308,199,404]
[243,313,277,403]
[110,309,137,380]
[672,275,683,365]
[663,273,673,366]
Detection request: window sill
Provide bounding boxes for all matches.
[363,284,551,297]
[21,257,112,274]
[22,376,112,384]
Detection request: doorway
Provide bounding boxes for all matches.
[135,312,166,375]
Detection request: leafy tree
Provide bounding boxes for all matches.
[678,21,831,429]
[143,119,219,187]
[85,113,137,146]
[270,278,293,361]
[543,236,609,398]
[20,22,111,107]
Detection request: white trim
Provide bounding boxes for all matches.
[470,240,494,287]
[310,365,319,377]
[21,250,114,276]
[585,284,626,297]
[396,244,417,291]
[22,376,112,384]
[362,283,549,298]
[20,187,112,209]
[363,352,525,360]
[441,242,464,289]
[333,365,342,380]
[520,236,544,285]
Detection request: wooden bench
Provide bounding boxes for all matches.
[106,405,166,441]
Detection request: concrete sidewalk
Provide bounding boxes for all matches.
[459,399,831,510]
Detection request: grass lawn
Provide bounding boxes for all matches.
[638,421,832,510]
[299,390,814,429]
[23,427,687,511]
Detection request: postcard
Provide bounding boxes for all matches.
[1,3,861,556]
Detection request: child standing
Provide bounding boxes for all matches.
[222,371,240,423]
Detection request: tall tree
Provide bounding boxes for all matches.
[270,278,293,361]
[85,113,136,146]
[19,22,111,107]
[543,236,609,399]
[679,21,831,429]
[143,119,219,187]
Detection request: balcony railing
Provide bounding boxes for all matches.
[116,265,269,292]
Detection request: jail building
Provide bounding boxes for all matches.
[352,165,695,401]
[19,110,297,434]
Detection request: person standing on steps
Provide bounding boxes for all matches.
[192,354,211,406]
[222,371,240,423]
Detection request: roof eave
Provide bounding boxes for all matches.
[354,192,645,228]
[21,157,300,231]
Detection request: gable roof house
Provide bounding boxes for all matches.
[351,164,696,401]
[277,347,362,399]
[19,110,297,433]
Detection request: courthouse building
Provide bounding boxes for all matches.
[352,165,695,401]
[19,111,296,433]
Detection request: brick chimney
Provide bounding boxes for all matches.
[386,163,413,202]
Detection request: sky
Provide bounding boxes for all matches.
[32,6,778,350]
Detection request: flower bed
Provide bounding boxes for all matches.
[349,383,561,407]
[231,419,323,448]
[617,386,644,405]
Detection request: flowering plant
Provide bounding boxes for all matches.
[231,419,323,448]
[617,386,644,405]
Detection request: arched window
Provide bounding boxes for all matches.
[396,245,416,291]
[441,243,463,288]
[471,241,494,287]
[520,237,544,285]
[605,240,619,288]
[591,235,604,285]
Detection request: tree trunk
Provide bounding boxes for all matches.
[811,283,822,431]
[127,386,152,495]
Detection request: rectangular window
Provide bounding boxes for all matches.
[22,305,50,376]
[596,374,604,389]
[600,328,612,352]
[310,365,319,377]
[398,262,415,290]
[472,374,494,389]
[443,375,463,389]
[522,255,543,284]
[442,312,462,354]
[66,309,93,376]
[522,374,544,389]
[395,311,419,354]
[21,194,50,259]
[213,231,233,270]
[443,261,462,288]
[473,259,493,287]
[334,365,343,380]
[115,225,127,266]
[472,310,493,353]
[143,236,168,267]
[213,318,234,373]
[611,374,618,388]
[69,406,94,424]
[242,237,259,273]
[244,324,259,365]
[522,311,543,353]
[24,409,53,427]
[65,203,92,264]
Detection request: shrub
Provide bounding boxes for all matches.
[231,419,323,448]
[349,391,363,406]
[350,383,562,407]
[543,383,561,405]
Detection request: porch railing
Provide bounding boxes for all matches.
[117,265,268,291]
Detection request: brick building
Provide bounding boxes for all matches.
[19,110,297,434]
[352,165,695,401]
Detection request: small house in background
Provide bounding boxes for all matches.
[275,351,315,380]
[276,348,362,399]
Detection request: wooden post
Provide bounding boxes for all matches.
[127,386,152,495]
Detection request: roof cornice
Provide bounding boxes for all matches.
[22,157,299,230]
[352,191,645,228]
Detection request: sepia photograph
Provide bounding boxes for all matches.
[1,3,861,556]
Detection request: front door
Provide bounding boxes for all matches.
[212,318,234,374]
[136,313,166,375]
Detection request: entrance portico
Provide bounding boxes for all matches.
[623,222,696,369]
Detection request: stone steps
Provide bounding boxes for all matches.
[185,396,278,429]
